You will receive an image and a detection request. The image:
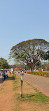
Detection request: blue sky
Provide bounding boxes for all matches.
[0,0,49,64]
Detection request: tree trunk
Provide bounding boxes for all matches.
[31,65,35,71]
[31,67,33,71]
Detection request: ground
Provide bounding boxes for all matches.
[0,74,49,111]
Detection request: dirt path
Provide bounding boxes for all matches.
[24,73,49,97]
[0,77,16,111]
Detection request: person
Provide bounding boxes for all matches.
[2,72,6,80]
[0,71,1,76]
[9,71,11,75]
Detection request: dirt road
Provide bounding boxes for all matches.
[24,74,49,97]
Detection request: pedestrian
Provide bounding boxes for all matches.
[2,71,6,80]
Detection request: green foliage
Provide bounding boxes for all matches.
[12,76,16,80]
[11,39,49,50]
[44,51,49,60]
[42,62,49,70]
[20,53,24,57]
[0,58,9,69]
[10,39,49,70]
[27,71,49,77]
[14,52,18,55]
[16,56,20,59]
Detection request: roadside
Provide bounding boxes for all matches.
[0,74,49,111]
[13,75,49,111]
[0,76,16,111]
[24,73,49,97]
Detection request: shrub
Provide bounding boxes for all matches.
[27,71,49,77]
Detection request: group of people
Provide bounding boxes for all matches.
[2,71,8,80]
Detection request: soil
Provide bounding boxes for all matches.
[0,76,16,111]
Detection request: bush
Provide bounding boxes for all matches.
[27,71,49,77]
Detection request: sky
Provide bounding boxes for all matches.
[0,0,49,64]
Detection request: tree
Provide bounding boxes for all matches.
[44,51,49,60]
[0,58,9,69]
[10,39,49,71]
[42,62,49,71]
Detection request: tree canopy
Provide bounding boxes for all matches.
[0,58,9,69]
[10,39,49,70]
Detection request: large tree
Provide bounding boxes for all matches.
[10,39,49,71]
[44,51,49,60]
[0,58,9,69]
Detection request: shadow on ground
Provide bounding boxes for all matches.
[0,77,4,84]
[6,76,15,81]
[0,76,14,84]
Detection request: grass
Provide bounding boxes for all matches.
[12,76,16,80]
[13,75,20,91]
